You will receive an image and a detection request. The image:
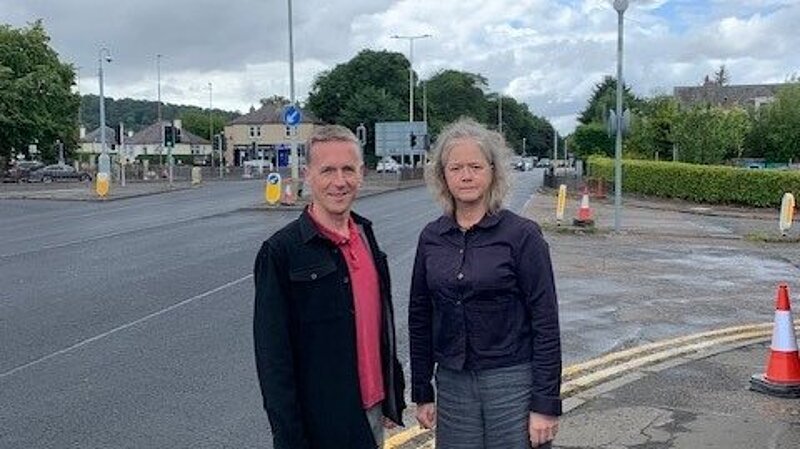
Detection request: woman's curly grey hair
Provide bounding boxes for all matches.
[424,117,512,216]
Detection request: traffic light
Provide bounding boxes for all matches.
[164,125,174,147]
[174,127,182,144]
[410,133,417,148]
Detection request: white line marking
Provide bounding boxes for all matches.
[0,274,253,380]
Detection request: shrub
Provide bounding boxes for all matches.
[587,156,800,207]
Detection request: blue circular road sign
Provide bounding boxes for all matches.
[283,105,302,127]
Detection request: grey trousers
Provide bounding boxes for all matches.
[436,362,547,449]
[365,402,384,449]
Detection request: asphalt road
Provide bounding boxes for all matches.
[0,172,541,448]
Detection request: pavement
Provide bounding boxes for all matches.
[0,180,194,201]
[554,339,800,448]
[386,188,800,449]
[0,172,424,203]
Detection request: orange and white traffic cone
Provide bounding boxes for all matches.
[572,187,595,227]
[281,178,295,206]
[749,284,800,398]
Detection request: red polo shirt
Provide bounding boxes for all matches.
[309,207,385,409]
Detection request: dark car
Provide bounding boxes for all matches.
[2,160,45,183]
[28,164,92,183]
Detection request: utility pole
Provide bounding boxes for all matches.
[208,82,214,170]
[288,0,299,192]
[97,47,112,196]
[157,54,164,170]
[392,34,431,167]
[422,80,428,124]
[613,0,629,233]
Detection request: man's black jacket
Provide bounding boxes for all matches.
[253,209,406,449]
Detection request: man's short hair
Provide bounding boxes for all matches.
[306,125,362,165]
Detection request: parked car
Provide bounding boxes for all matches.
[536,158,552,168]
[2,160,44,183]
[514,160,533,171]
[376,157,400,173]
[243,159,274,172]
[28,164,92,183]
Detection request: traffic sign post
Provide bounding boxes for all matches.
[283,104,302,203]
[283,104,302,127]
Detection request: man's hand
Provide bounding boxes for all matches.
[529,412,558,447]
[415,403,436,429]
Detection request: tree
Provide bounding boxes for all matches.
[672,106,750,164]
[338,86,405,162]
[81,94,240,136]
[761,82,800,163]
[577,76,642,126]
[260,95,290,107]
[713,64,730,86]
[570,123,614,158]
[0,21,80,163]
[488,95,554,157]
[180,110,229,141]
[425,70,490,135]
[306,50,409,126]
[627,95,679,159]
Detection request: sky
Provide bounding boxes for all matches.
[3,0,799,134]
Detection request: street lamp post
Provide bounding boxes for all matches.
[157,54,164,169]
[613,0,628,233]
[287,0,300,193]
[98,47,112,175]
[391,34,431,123]
[392,33,430,167]
[208,82,214,171]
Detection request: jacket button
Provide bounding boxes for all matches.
[343,276,349,284]
[457,273,464,280]
[310,273,318,280]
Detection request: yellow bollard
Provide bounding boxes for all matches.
[779,193,795,236]
[556,184,567,225]
[265,172,281,205]
[96,172,109,197]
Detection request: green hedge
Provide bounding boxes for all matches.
[587,156,800,207]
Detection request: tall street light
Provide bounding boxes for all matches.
[613,0,628,233]
[391,33,431,123]
[208,82,214,171]
[157,54,164,168]
[288,0,299,190]
[392,33,430,167]
[98,47,112,173]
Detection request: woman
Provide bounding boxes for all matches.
[409,118,562,449]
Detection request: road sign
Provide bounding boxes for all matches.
[283,104,302,127]
[266,172,282,205]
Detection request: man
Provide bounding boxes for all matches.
[253,125,406,449]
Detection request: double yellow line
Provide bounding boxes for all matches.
[385,321,797,449]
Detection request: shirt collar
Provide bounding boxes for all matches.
[299,205,372,244]
[436,209,504,235]
[308,205,356,246]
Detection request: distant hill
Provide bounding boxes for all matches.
[80,94,240,133]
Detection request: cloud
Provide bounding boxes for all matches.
[3,0,799,134]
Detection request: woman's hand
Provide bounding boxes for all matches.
[529,412,558,447]
[415,403,437,429]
